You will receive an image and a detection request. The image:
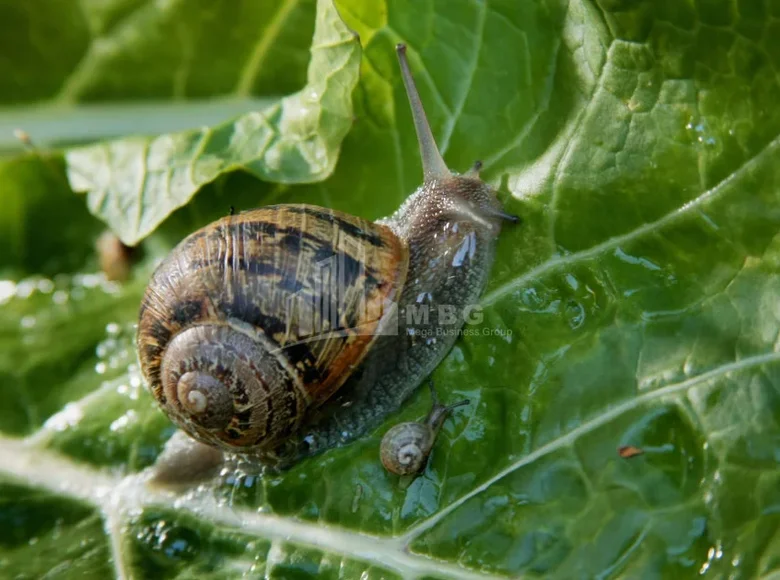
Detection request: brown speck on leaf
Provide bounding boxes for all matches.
[14,128,32,147]
[618,445,644,458]
[96,230,135,282]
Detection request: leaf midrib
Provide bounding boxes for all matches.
[1,350,778,578]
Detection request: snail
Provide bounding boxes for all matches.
[137,43,517,473]
[380,380,468,476]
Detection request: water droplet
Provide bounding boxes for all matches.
[16,280,36,299]
[614,247,661,271]
[52,290,69,305]
[452,233,476,267]
[37,279,54,294]
[43,403,84,431]
[520,285,556,313]
[110,410,137,432]
[416,292,431,303]
[0,281,15,304]
[565,300,585,329]
[136,520,200,564]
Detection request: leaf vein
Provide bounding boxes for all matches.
[400,350,780,543]
[235,0,301,97]
[437,1,487,155]
[481,132,780,306]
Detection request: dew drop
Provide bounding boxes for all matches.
[52,290,69,305]
[16,280,36,299]
[37,279,54,294]
[136,520,200,564]
[110,410,137,432]
[565,300,585,330]
[43,403,84,431]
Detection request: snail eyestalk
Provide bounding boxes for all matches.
[445,399,470,412]
[396,43,450,181]
[425,379,469,432]
[482,208,521,224]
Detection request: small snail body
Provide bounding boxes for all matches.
[137,44,516,471]
[380,381,469,475]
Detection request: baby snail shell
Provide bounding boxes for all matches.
[137,43,517,475]
[380,380,469,476]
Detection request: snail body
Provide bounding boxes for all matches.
[137,44,515,470]
[380,381,469,475]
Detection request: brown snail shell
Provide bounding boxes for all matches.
[380,421,432,475]
[380,381,469,476]
[138,205,407,452]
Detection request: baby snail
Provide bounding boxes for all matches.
[380,380,469,476]
[137,43,517,475]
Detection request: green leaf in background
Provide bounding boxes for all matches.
[1,0,780,579]
[1,0,360,246]
[65,0,359,246]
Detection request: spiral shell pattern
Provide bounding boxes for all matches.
[137,205,408,452]
[379,422,432,475]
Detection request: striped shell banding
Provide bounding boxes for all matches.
[137,205,408,452]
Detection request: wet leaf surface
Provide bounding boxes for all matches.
[1,0,779,578]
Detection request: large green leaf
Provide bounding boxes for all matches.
[2,0,780,578]
[1,0,360,246]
